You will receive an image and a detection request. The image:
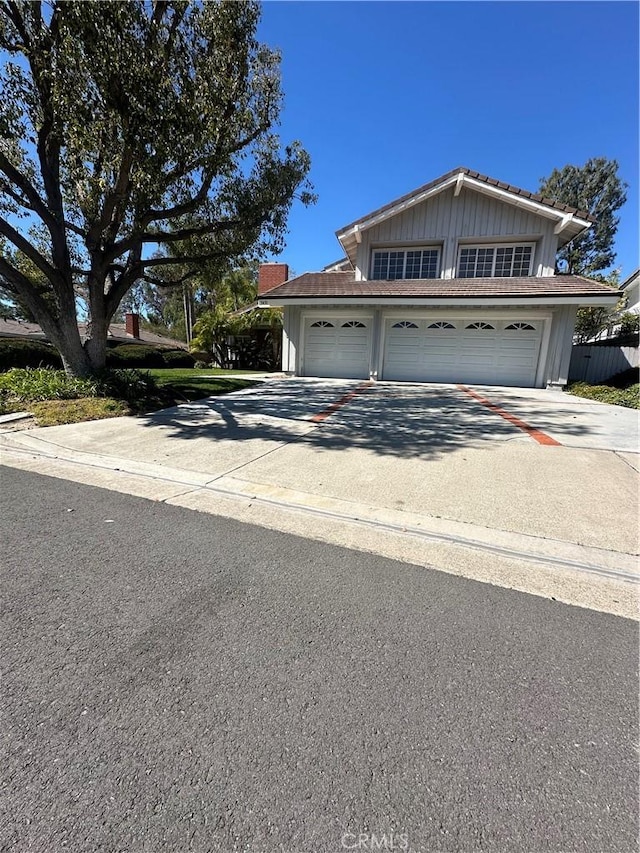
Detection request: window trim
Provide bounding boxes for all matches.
[370,246,441,280]
[456,242,535,278]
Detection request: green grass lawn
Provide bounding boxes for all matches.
[147,369,258,407]
[29,398,131,426]
[148,368,263,381]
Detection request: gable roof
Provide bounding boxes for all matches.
[336,167,594,262]
[322,256,354,272]
[620,267,639,290]
[260,271,619,304]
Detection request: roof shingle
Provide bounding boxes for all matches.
[262,272,618,300]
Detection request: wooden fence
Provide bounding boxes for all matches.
[569,343,639,384]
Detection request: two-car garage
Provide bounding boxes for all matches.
[382,316,543,386]
[300,313,545,386]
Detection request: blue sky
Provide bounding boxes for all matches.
[257,1,639,281]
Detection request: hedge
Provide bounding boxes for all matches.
[105,345,195,368]
[159,348,196,368]
[105,344,168,368]
[0,338,63,370]
[0,338,194,371]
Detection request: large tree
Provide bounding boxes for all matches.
[0,0,312,375]
[539,157,627,277]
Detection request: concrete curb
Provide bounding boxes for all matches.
[0,411,31,425]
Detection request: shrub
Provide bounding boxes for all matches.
[618,312,640,336]
[98,369,159,406]
[160,349,195,368]
[105,344,166,368]
[0,367,101,401]
[568,381,639,409]
[193,360,211,369]
[0,338,63,370]
[0,366,159,407]
[604,367,639,389]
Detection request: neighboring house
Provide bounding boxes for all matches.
[620,268,640,314]
[586,267,640,341]
[259,166,620,388]
[0,312,187,349]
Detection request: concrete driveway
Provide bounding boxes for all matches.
[1,378,638,617]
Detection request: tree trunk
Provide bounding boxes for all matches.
[82,268,112,374]
[22,302,93,377]
[59,346,94,378]
[84,331,108,374]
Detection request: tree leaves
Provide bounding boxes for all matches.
[539,158,627,276]
[0,0,313,375]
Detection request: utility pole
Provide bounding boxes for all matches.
[183,282,194,344]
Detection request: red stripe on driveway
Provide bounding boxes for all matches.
[457,385,562,446]
[311,382,371,423]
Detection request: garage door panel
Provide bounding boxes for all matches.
[388,343,422,355]
[307,338,335,349]
[338,336,369,351]
[460,339,498,352]
[303,317,371,379]
[383,316,543,386]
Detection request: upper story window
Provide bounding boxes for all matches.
[457,244,534,278]
[371,248,440,280]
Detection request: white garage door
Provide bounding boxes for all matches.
[303,317,372,379]
[383,317,543,386]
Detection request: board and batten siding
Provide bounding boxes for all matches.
[354,186,558,280]
[542,305,578,387]
[281,306,299,373]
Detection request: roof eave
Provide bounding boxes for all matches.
[262,293,619,308]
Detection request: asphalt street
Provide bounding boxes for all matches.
[1,467,638,853]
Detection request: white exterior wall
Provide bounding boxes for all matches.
[625,280,640,313]
[354,186,558,280]
[281,306,300,374]
[542,305,578,387]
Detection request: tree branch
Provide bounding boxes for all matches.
[95,147,134,242]
[146,170,216,224]
[0,154,55,226]
[140,250,228,269]
[0,255,60,326]
[140,269,198,288]
[141,220,244,243]
[0,216,62,285]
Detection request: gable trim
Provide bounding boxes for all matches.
[462,175,592,227]
[337,171,592,249]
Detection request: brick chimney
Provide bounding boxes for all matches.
[258,263,288,296]
[125,312,140,338]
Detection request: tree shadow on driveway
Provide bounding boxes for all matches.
[136,381,601,461]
